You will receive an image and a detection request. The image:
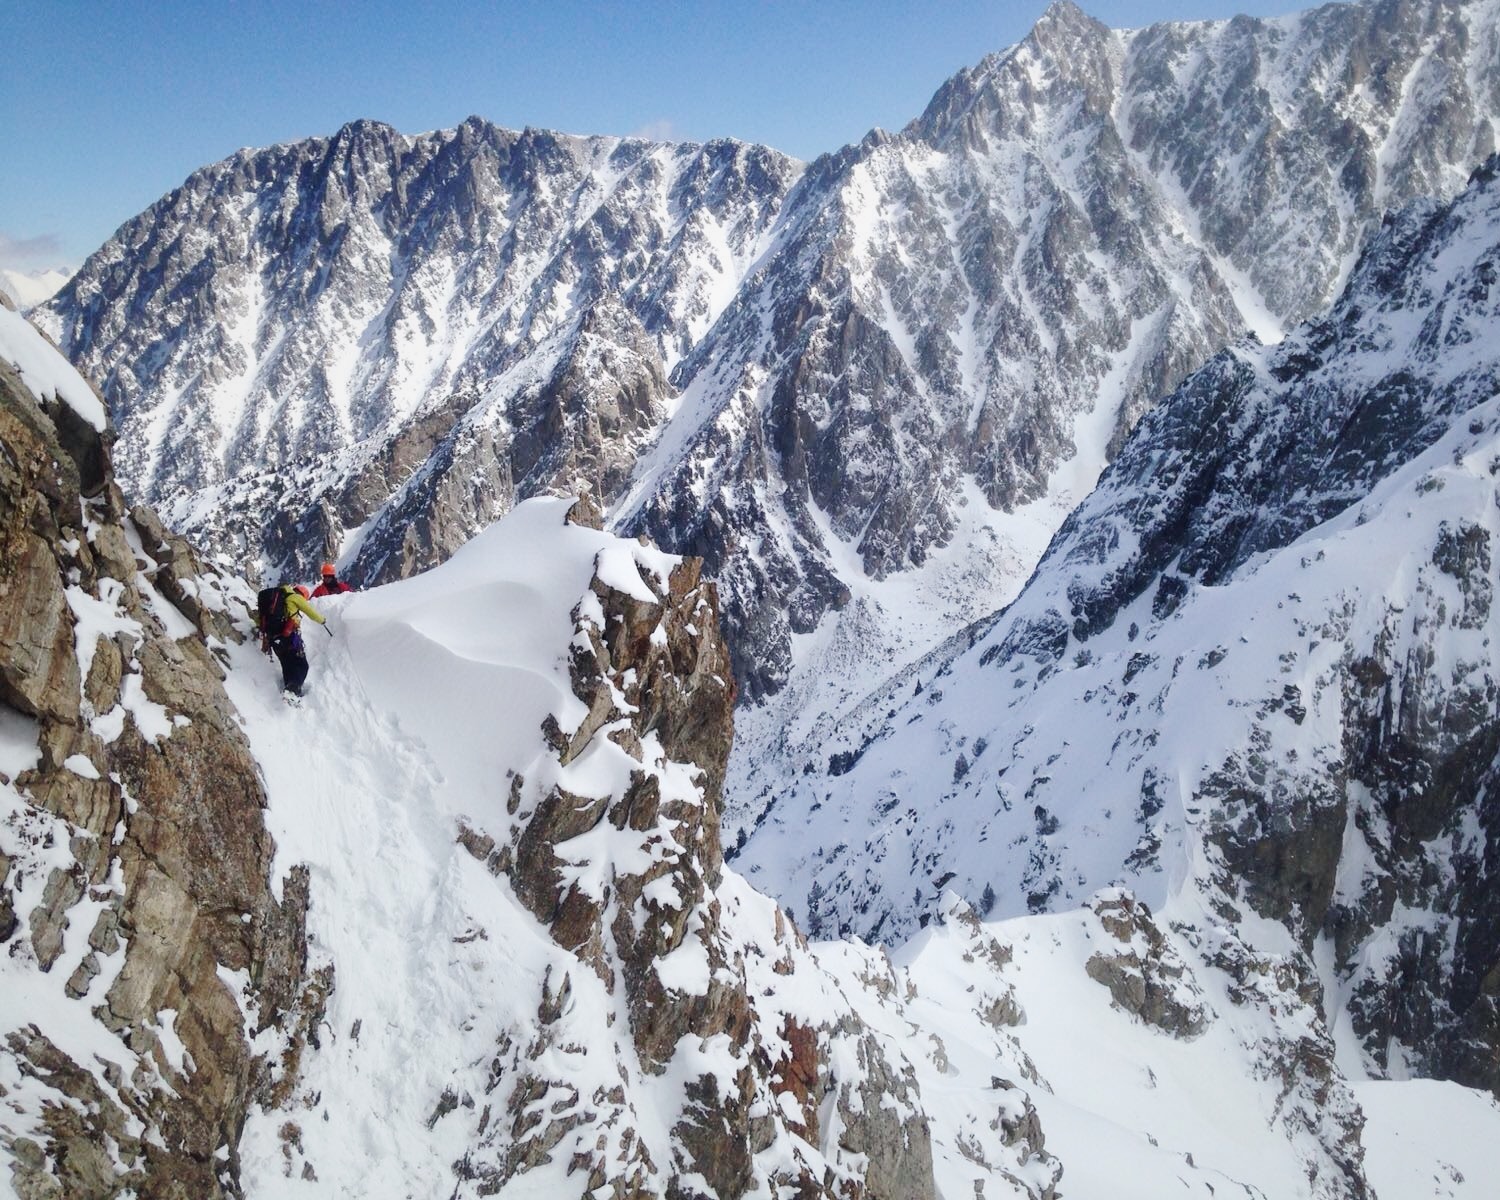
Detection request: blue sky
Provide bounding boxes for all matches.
[2,0,1305,272]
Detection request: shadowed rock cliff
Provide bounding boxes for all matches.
[0,313,317,1199]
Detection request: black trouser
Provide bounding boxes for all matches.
[270,633,309,695]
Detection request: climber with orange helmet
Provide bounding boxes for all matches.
[311,562,354,597]
[256,583,328,699]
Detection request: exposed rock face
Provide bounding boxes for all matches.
[0,326,314,1196]
[450,500,944,1198]
[1083,890,1209,1038]
[512,510,740,1068]
[40,0,1500,701]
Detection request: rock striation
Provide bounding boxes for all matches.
[0,312,315,1198]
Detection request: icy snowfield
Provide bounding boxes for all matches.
[214,498,1500,1199]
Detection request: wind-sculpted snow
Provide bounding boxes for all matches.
[40,0,1500,708]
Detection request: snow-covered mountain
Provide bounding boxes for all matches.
[37,119,799,581]
[40,0,1500,709]
[733,151,1500,1120]
[626,0,1500,700]
[7,303,1500,1197]
[0,267,72,313]
[10,1,1500,1189]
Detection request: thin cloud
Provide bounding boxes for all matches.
[0,231,68,271]
[627,119,680,144]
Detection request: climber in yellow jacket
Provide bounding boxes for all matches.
[257,584,328,698]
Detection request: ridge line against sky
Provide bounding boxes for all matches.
[3,0,1306,274]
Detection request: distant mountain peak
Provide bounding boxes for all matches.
[0,265,73,312]
[1031,0,1111,42]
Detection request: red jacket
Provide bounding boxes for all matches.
[312,579,353,597]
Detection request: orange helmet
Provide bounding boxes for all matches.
[295,585,311,599]
[321,562,336,577]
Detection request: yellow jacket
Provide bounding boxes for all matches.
[283,587,326,628]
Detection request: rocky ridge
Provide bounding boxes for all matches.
[0,304,316,1197]
[431,499,1067,1198]
[458,501,948,1196]
[0,307,1061,1196]
[40,120,797,586]
[210,495,1061,1199]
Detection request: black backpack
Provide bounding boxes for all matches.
[257,586,290,637]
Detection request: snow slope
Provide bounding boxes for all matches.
[226,501,678,1192]
[214,497,1500,1199]
[732,155,1500,939]
[225,500,968,1197]
[896,899,1500,1200]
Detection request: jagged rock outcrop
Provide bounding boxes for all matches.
[447,498,942,1198]
[0,316,315,1197]
[1083,890,1209,1038]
